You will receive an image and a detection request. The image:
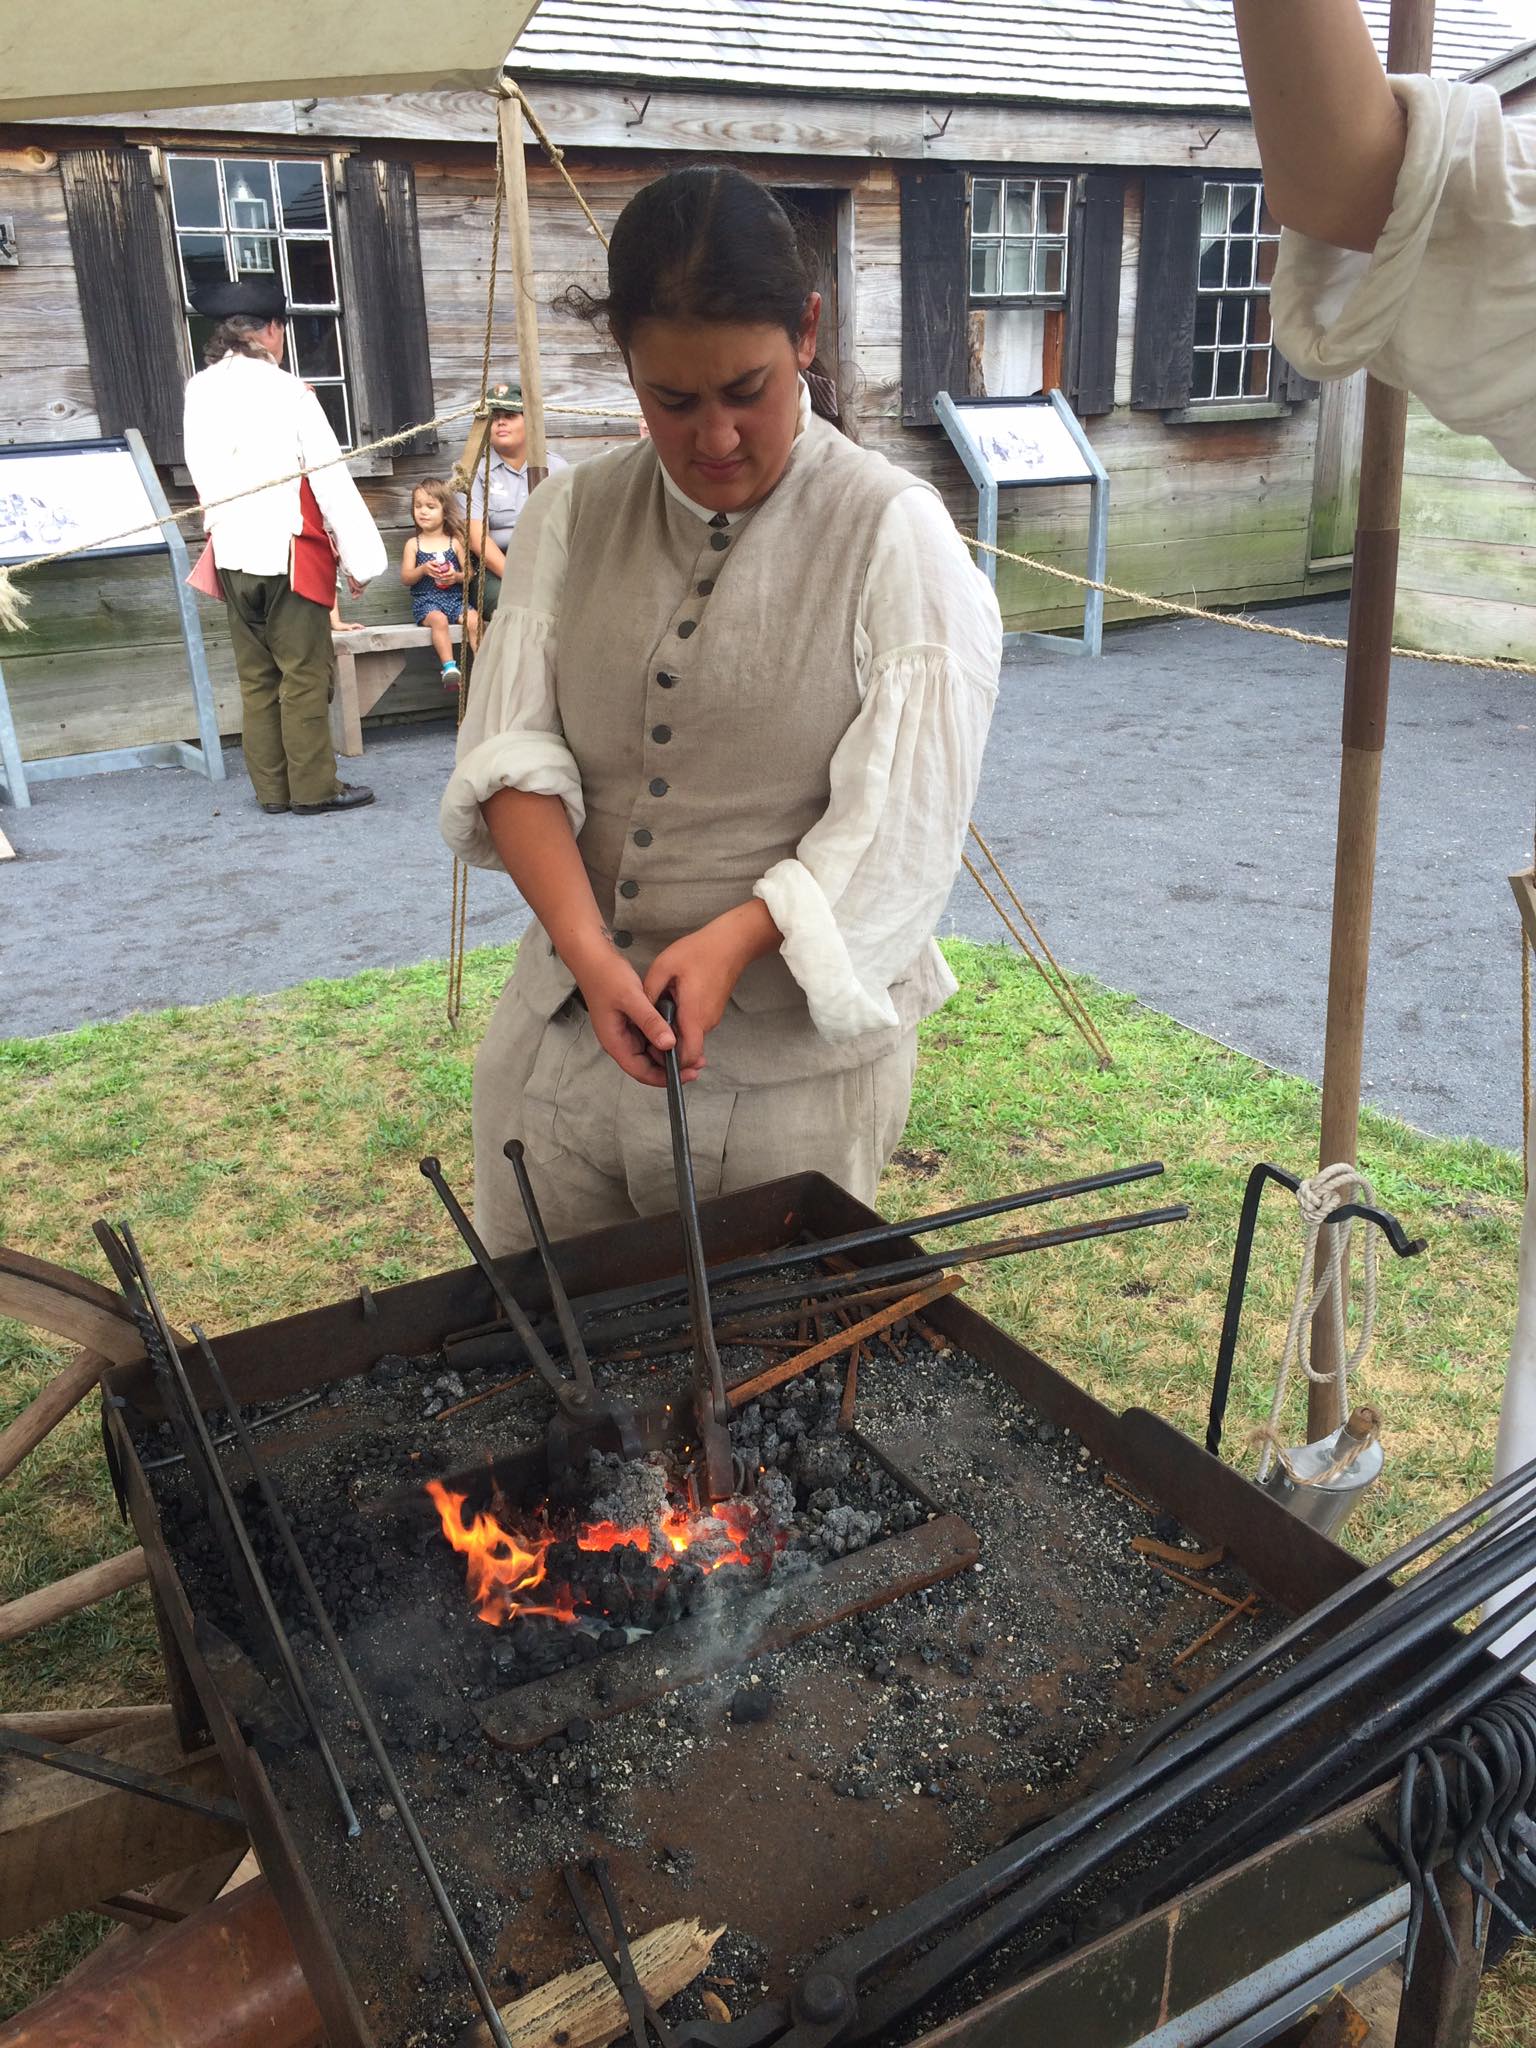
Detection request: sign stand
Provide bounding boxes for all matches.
[0,427,224,808]
[935,390,1110,659]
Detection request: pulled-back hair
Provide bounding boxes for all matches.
[203,314,278,367]
[411,477,466,545]
[560,166,847,431]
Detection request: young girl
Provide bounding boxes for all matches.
[401,481,472,688]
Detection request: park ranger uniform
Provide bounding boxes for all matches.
[440,384,1001,1254]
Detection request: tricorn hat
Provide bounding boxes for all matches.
[485,380,524,414]
[188,274,288,322]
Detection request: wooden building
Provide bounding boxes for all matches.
[1394,39,1536,665]
[0,0,1521,767]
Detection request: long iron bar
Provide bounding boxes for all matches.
[656,995,733,1503]
[193,1329,516,2048]
[140,1389,326,1473]
[560,1160,1170,1326]
[96,1222,360,1840]
[503,1138,597,1391]
[574,1203,1189,1356]
[1129,1449,1536,1762]
[419,1156,583,1416]
[0,1725,244,1827]
[835,1508,1536,2039]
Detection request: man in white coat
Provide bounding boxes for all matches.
[183,275,387,814]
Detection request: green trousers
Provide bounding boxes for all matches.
[222,569,339,808]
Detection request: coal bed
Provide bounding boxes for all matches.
[130,1281,1288,2048]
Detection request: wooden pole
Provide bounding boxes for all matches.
[497,80,548,485]
[1309,0,1435,1439]
[0,1547,147,1646]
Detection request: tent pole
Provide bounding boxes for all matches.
[498,79,549,484]
[1308,0,1436,1440]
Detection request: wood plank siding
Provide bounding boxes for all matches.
[1395,402,1536,666]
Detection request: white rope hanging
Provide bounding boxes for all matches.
[1255,1162,1382,1482]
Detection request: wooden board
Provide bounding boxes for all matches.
[0,1719,244,1939]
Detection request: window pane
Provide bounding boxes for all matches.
[1259,191,1279,236]
[1217,296,1247,345]
[1256,238,1279,287]
[1250,299,1273,344]
[187,314,217,368]
[972,179,1001,237]
[1245,347,1272,398]
[1004,182,1034,237]
[1190,351,1216,401]
[277,160,329,231]
[1200,183,1230,238]
[1039,182,1068,236]
[285,239,336,307]
[1195,297,1219,348]
[1199,237,1226,289]
[169,157,221,228]
[1227,240,1254,289]
[179,233,229,304]
[1002,241,1032,294]
[1229,187,1258,236]
[312,382,351,446]
[234,234,278,280]
[1214,351,1244,398]
[971,241,1000,295]
[1038,243,1065,295]
[223,161,275,234]
[291,313,342,380]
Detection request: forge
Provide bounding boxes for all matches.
[100,1172,1429,2048]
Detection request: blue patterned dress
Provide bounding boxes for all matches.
[411,545,464,625]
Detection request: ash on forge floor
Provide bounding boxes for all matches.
[139,1321,1279,2048]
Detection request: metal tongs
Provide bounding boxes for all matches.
[563,1857,677,2048]
[420,1154,641,1483]
[657,994,736,1505]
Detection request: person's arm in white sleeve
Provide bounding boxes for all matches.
[751,487,1002,1042]
[438,466,583,871]
[293,382,389,586]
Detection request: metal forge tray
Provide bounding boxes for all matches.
[102,1172,1408,2048]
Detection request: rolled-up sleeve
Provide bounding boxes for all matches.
[438,469,584,870]
[1271,76,1536,478]
[754,488,1002,1040]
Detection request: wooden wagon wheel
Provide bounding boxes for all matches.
[0,1246,148,1486]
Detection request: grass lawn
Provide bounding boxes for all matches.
[1,938,1530,2036]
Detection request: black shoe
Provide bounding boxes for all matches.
[260,800,290,815]
[291,783,376,816]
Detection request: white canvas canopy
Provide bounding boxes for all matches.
[0,0,543,119]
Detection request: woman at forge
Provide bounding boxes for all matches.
[440,167,1002,1255]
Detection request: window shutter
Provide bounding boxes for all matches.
[1064,173,1124,416]
[1131,173,1202,412]
[1274,350,1321,404]
[60,148,188,465]
[337,157,436,454]
[898,169,969,427]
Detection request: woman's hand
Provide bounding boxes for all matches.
[568,937,676,1088]
[642,901,782,1079]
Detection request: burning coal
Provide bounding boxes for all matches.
[426,1457,772,1631]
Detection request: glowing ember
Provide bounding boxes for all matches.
[427,1481,761,1626]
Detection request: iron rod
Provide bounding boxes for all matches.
[193,1328,516,2048]
[503,1139,597,1392]
[98,1223,360,1840]
[0,1726,243,1826]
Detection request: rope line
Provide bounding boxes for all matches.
[1256,1163,1381,1481]
[963,828,1113,1068]
[511,80,611,251]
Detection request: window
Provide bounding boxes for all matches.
[1192,180,1280,402]
[166,155,354,446]
[969,177,1071,300]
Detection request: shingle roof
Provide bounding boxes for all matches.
[513,0,1525,110]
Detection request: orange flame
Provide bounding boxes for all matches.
[427,1482,762,1625]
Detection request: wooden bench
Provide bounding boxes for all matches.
[329,622,462,757]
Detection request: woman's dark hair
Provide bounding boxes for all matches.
[560,166,848,430]
[203,314,278,367]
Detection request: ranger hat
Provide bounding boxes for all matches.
[485,380,524,414]
[188,274,289,322]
